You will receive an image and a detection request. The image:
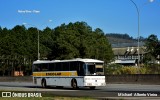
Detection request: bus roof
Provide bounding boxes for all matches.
[33,58,104,64]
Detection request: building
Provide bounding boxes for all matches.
[111,42,146,66]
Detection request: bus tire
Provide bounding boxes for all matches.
[41,78,47,88]
[71,79,78,89]
[90,86,96,90]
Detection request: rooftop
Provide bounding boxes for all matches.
[113,46,146,55]
[33,58,104,64]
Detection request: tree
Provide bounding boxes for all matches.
[40,27,53,59]
[0,21,114,76]
[144,34,160,64]
[48,21,114,63]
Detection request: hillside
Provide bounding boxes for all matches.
[106,33,146,48]
[106,33,137,44]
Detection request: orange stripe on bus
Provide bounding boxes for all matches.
[33,71,78,76]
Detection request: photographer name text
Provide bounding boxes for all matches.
[118,92,158,97]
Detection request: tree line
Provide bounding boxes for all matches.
[0,21,114,76]
[106,33,147,44]
[106,33,134,40]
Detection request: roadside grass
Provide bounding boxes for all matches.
[0,97,96,100]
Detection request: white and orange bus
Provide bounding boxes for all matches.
[32,58,106,89]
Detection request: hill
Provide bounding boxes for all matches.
[106,33,146,48]
[106,33,137,44]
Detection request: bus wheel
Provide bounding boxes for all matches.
[90,86,96,90]
[41,79,47,88]
[71,79,78,89]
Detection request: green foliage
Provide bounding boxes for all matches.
[139,67,147,74]
[105,64,123,75]
[0,21,114,76]
[144,34,160,63]
[106,33,137,44]
[120,67,138,74]
[144,64,160,74]
[106,63,160,75]
[47,22,114,62]
[106,33,134,40]
[105,64,150,75]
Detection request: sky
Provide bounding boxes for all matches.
[0,0,160,39]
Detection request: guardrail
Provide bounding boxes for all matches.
[0,74,160,84]
[0,76,32,82]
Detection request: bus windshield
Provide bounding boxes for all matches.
[88,64,96,75]
[85,63,104,75]
[95,64,104,75]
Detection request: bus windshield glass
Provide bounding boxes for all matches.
[95,64,104,75]
[87,64,96,75]
[85,63,104,75]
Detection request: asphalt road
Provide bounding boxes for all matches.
[0,82,160,99]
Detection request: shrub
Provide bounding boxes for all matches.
[119,67,137,74]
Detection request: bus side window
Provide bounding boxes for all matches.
[49,63,55,71]
[83,64,86,75]
[33,65,38,71]
[70,62,75,71]
[55,63,62,71]
[78,62,84,76]
[34,64,41,72]
[63,62,69,71]
[41,63,48,71]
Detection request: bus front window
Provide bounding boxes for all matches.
[96,64,104,75]
[87,64,96,75]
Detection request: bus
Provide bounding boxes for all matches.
[32,58,106,89]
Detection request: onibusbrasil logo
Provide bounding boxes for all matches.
[1,92,42,97]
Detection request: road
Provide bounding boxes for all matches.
[0,82,160,99]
